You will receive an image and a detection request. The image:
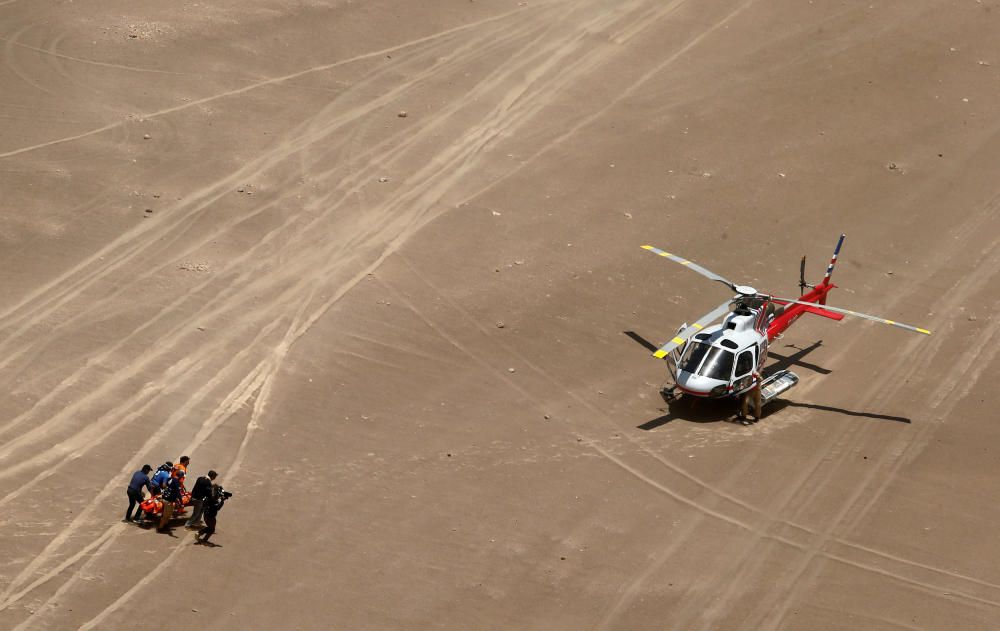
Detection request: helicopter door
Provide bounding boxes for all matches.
[731,349,755,394]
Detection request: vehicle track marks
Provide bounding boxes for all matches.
[381,266,793,538]
[0,0,616,516]
[0,11,530,358]
[0,30,190,75]
[734,202,1000,630]
[2,25,57,96]
[0,2,555,160]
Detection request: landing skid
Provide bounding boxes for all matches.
[760,369,799,404]
[734,369,800,424]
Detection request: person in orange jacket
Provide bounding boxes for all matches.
[172,456,190,479]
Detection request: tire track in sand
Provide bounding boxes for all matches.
[0,7,548,462]
[2,25,58,96]
[3,1,676,616]
[0,11,525,353]
[0,0,626,484]
[0,314,289,609]
[15,290,322,626]
[392,214,1000,628]
[0,28,191,76]
[0,27,537,399]
[0,21,532,450]
[0,1,557,160]
[682,197,1000,630]
[751,206,1000,630]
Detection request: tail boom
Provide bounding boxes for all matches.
[767,282,836,340]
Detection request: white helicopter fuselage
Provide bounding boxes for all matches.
[644,234,930,408]
[670,310,769,398]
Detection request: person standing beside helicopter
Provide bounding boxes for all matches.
[740,369,763,423]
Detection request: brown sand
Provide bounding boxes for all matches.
[2,0,1000,628]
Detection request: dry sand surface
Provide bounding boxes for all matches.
[2,0,1000,628]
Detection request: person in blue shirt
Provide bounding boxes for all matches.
[149,461,174,493]
[124,464,154,522]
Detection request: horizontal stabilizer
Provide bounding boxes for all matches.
[770,295,931,335]
[803,305,845,321]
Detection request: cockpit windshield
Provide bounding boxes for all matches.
[699,347,735,380]
[679,342,735,381]
[679,342,712,374]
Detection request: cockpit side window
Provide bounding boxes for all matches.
[735,350,754,377]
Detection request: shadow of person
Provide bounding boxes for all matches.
[193,540,222,548]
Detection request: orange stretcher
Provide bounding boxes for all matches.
[138,491,191,518]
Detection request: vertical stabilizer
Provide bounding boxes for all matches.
[819,233,845,304]
[822,234,846,285]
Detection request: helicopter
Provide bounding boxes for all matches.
[642,234,930,410]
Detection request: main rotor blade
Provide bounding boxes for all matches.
[653,300,734,359]
[641,245,737,291]
[770,296,931,335]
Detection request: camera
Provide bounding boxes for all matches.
[221,490,233,499]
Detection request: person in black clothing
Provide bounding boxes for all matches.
[195,485,230,545]
[124,464,154,523]
[185,470,217,529]
[158,470,184,532]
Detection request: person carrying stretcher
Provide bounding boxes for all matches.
[158,470,185,532]
[150,461,173,494]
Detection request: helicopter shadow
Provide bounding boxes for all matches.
[623,331,659,354]
[767,399,911,424]
[753,340,907,423]
[765,340,832,375]
[638,390,910,430]
[637,393,739,430]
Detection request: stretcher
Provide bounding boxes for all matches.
[138,490,191,518]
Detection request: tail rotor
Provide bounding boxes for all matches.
[799,255,811,296]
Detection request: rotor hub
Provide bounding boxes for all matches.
[735,285,757,296]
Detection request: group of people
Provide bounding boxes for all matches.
[125,455,230,544]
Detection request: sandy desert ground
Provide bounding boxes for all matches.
[1,0,1000,629]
